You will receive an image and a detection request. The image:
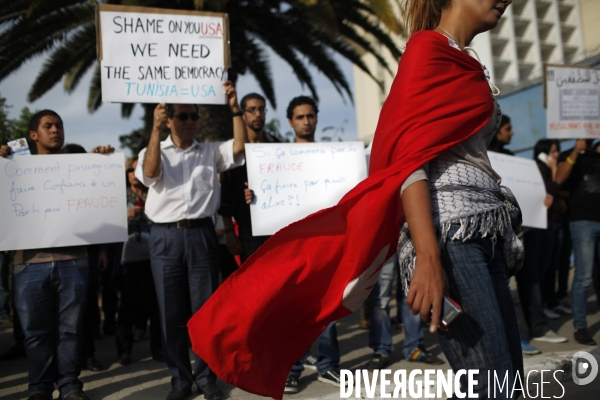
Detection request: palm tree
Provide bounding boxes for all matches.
[0,0,402,148]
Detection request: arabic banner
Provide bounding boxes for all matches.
[545,65,600,139]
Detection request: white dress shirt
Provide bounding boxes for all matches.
[136,136,244,223]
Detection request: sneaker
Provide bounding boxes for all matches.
[117,353,131,366]
[533,330,568,343]
[543,308,560,319]
[84,357,104,371]
[520,335,541,355]
[574,328,598,346]
[318,370,346,387]
[64,392,90,400]
[408,345,444,365]
[366,353,390,370]
[198,383,222,400]
[284,375,299,394]
[553,304,572,315]
[300,353,318,370]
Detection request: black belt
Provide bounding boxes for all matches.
[158,217,212,229]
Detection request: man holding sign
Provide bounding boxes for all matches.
[135,81,246,400]
[0,110,114,400]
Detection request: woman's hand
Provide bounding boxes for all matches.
[407,251,449,333]
[401,179,449,333]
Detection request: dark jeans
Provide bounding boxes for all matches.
[290,321,340,376]
[150,223,220,392]
[100,245,119,334]
[542,221,563,309]
[82,260,100,360]
[0,252,9,318]
[14,258,89,398]
[570,220,600,330]
[516,229,550,338]
[116,260,161,356]
[437,226,523,399]
[557,216,572,299]
[217,244,238,282]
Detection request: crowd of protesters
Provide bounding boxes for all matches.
[1,86,600,400]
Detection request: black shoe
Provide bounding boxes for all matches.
[366,353,390,370]
[27,394,52,400]
[284,375,299,394]
[574,328,597,346]
[118,353,131,366]
[318,370,346,387]
[0,344,26,361]
[198,383,222,400]
[407,345,445,365]
[64,392,90,400]
[152,349,165,362]
[300,353,318,371]
[166,389,190,400]
[84,357,104,371]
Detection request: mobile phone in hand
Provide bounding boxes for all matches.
[442,296,462,327]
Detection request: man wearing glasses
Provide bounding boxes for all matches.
[219,93,279,263]
[135,81,247,400]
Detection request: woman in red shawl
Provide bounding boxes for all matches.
[190,0,522,398]
[394,0,523,398]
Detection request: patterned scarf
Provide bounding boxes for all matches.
[397,159,524,293]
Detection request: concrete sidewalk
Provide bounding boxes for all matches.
[1,287,599,399]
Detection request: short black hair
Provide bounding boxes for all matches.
[166,103,199,118]
[61,143,86,154]
[286,96,318,120]
[29,110,62,133]
[240,93,266,111]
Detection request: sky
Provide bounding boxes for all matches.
[0,49,359,157]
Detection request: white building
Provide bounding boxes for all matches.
[354,0,599,144]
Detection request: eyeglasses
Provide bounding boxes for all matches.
[126,167,135,173]
[174,112,200,122]
[244,107,266,115]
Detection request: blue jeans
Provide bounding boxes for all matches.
[290,321,340,376]
[436,226,523,399]
[14,258,89,399]
[369,256,396,357]
[570,220,600,330]
[150,223,220,392]
[0,252,9,318]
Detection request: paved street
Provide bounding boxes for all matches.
[1,279,600,400]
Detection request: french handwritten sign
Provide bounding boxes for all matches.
[545,65,600,139]
[96,4,230,104]
[0,153,127,251]
[488,151,547,229]
[245,142,368,236]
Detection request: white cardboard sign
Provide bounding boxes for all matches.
[246,142,368,236]
[0,153,128,251]
[488,151,547,229]
[97,4,229,104]
[545,65,600,139]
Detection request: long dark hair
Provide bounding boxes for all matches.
[533,139,559,161]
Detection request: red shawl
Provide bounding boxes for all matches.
[188,30,493,398]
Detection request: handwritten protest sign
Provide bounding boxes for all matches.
[0,153,127,251]
[96,4,230,104]
[488,151,547,229]
[545,65,600,139]
[246,142,367,236]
